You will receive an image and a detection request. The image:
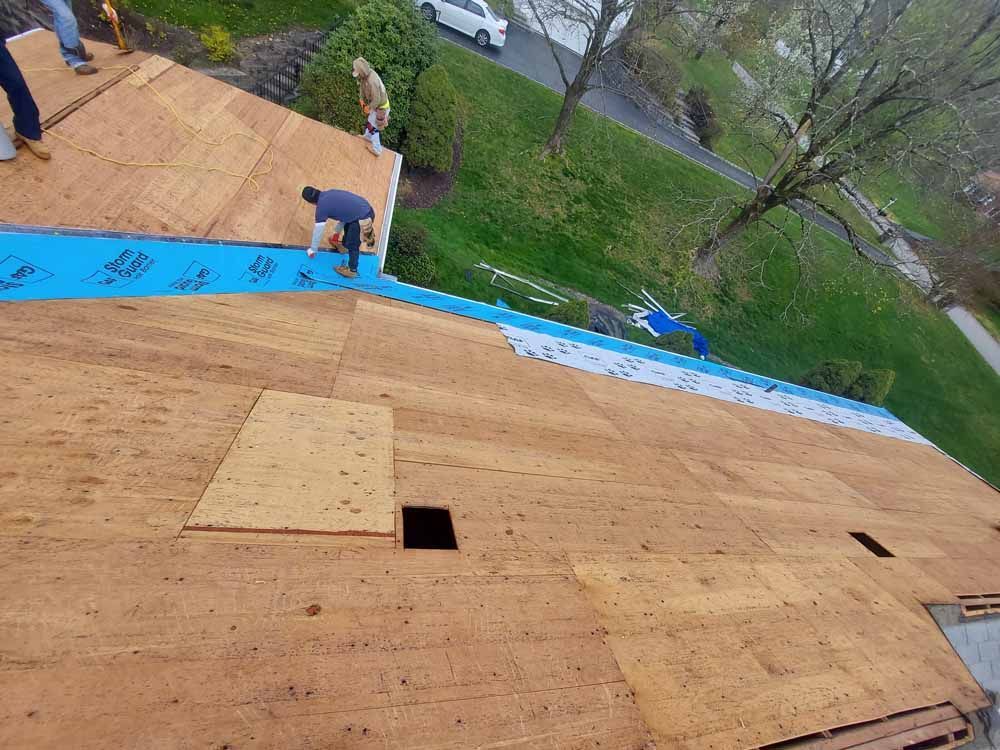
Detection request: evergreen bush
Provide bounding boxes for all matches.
[846,369,896,406]
[299,0,437,146]
[545,299,590,328]
[385,224,436,285]
[800,359,863,396]
[404,64,459,171]
[656,330,696,358]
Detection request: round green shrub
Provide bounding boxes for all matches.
[298,0,438,147]
[846,369,896,406]
[545,299,590,328]
[384,224,436,285]
[385,252,436,286]
[655,330,696,358]
[404,64,459,172]
[800,359,863,396]
[390,223,429,257]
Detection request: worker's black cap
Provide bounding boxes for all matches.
[302,186,320,204]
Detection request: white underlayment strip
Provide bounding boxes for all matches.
[501,326,932,446]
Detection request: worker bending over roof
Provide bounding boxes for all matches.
[302,186,376,279]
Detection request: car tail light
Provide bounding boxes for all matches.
[499,25,506,34]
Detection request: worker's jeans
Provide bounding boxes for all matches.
[39,0,87,69]
[0,41,42,141]
[364,108,388,155]
[341,210,375,272]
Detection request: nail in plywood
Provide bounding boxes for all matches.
[185,391,394,538]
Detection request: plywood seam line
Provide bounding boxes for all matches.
[34,67,136,130]
[327,300,362,400]
[713,496,777,553]
[182,525,395,538]
[261,678,638,719]
[392,457,687,488]
[23,65,275,190]
[10,325,330,383]
[849,560,958,606]
[176,387,263,539]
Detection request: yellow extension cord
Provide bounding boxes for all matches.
[23,64,275,191]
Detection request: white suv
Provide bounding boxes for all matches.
[419,0,508,48]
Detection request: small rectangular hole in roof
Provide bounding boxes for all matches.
[402,506,458,550]
[849,531,894,558]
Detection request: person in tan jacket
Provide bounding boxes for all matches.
[352,57,389,157]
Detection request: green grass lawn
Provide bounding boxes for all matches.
[859,169,983,241]
[396,43,1000,484]
[122,0,355,36]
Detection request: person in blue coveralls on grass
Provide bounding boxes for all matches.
[301,186,376,279]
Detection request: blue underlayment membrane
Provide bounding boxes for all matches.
[0,226,925,442]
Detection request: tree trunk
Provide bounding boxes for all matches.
[693,187,778,279]
[693,212,751,279]
[540,78,587,157]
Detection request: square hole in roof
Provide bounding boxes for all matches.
[402,506,458,550]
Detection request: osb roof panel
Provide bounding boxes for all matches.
[0,290,995,749]
[0,32,396,247]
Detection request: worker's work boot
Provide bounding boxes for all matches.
[367,144,381,157]
[74,42,95,62]
[335,265,358,279]
[17,133,51,160]
[75,63,99,76]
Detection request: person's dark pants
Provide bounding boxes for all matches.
[341,209,375,273]
[0,40,42,141]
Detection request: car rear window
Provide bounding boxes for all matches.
[467,1,486,17]
[482,2,499,20]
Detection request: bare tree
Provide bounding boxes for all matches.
[692,0,746,59]
[693,0,1000,279]
[523,0,702,156]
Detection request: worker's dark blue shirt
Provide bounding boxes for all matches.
[315,189,375,224]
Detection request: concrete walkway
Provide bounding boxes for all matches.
[946,307,1000,375]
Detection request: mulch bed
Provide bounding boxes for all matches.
[73,0,200,59]
[399,123,464,209]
